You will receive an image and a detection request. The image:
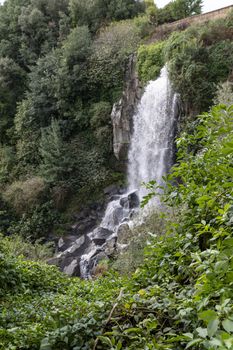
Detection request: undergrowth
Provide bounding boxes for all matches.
[0,104,233,349]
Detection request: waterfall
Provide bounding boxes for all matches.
[60,66,178,278]
[127,67,177,199]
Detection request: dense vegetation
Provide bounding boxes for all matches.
[1,0,233,349]
[1,97,233,349]
[0,0,204,240]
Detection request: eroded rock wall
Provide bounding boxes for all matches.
[111,54,142,167]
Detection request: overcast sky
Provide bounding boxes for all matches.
[0,0,232,13]
[155,0,233,13]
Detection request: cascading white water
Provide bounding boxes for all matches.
[79,66,178,278]
[127,66,177,199]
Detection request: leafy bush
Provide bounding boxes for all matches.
[3,177,47,215]
[39,119,74,185]
[164,22,233,114]
[137,41,165,83]
[1,104,233,350]
[0,233,53,261]
[0,145,15,184]
[90,101,111,130]
[214,81,233,106]
[9,201,59,240]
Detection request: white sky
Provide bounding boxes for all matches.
[155,0,233,13]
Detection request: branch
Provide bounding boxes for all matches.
[93,288,124,350]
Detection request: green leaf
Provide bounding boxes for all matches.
[209,338,222,346]
[98,336,113,347]
[207,318,219,337]
[185,338,202,349]
[116,341,122,350]
[40,338,52,350]
[222,319,233,333]
[199,310,218,323]
[124,327,142,334]
[196,327,208,338]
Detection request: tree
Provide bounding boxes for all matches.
[39,119,73,184]
[0,57,25,144]
[69,0,145,33]
[171,0,203,20]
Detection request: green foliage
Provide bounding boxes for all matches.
[89,20,141,102]
[9,201,59,239]
[164,21,233,114]
[3,177,47,215]
[0,57,26,143]
[0,145,15,183]
[214,81,233,106]
[90,101,111,130]
[69,0,145,33]
[0,233,53,261]
[62,25,91,66]
[1,103,233,349]
[145,0,202,26]
[137,41,165,83]
[39,120,73,185]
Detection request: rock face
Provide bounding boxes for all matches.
[48,190,140,278]
[111,54,142,166]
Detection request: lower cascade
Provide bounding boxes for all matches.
[51,67,179,278]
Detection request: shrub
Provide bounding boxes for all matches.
[0,233,53,261]
[0,145,15,183]
[3,177,47,215]
[9,201,59,240]
[90,101,111,130]
[137,41,165,83]
[164,23,233,114]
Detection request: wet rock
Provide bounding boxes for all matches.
[128,191,140,209]
[120,196,128,208]
[65,236,86,255]
[110,194,121,201]
[103,184,119,196]
[58,235,77,252]
[91,227,113,246]
[63,259,80,276]
[117,223,131,245]
[104,236,117,256]
[89,252,109,272]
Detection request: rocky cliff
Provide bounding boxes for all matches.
[111,54,142,167]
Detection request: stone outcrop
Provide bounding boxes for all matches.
[48,190,140,278]
[111,54,142,166]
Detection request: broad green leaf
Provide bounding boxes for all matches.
[116,341,122,350]
[199,310,218,323]
[124,327,142,334]
[207,318,219,337]
[209,338,222,346]
[98,336,113,347]
[196,327,208,338]
[222,319,233,333]
[185,338,202,349]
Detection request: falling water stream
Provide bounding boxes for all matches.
[75,67,178,278]
[128,67,178,199]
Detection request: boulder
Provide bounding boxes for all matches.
[128,191,140,208]
[104,236,117,256]
[91,227,113,246]
[63,259,80,276]
[103,184,119,196]
[117,223,131,245]
[57,235,77,252]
